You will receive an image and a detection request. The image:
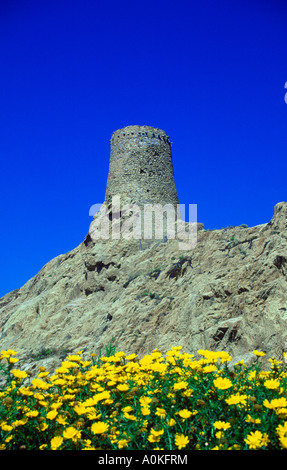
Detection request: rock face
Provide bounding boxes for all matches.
[0,201,287,373]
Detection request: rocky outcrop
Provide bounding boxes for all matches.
[0,202,287,374]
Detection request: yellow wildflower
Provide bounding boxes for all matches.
[56,415,68,425]
[91,421,109,434]
[126,353,138,361]
[263,397,287,409]
[141,406,151,416]
[31,378,52,390]
[244,430,264,450]
[18,387,33,396]
[245,414,261,424]
[46,410,58,420]
[173,381,188,391]
[213,377,232,390]
[148,428,164,443]
[25,410,39,418]
[279,436,287,449]
[1,423,13,432]
[213,421,231,430]
[155,407,167,419]
[63,426,81,441]
[116,383,129,392]
[51,435,63,450]
[85,407,101,420]
[175,433,189,449]
[225,394,247,406]
[139,396,152,406]
[9,357,19,364]
[38,422,49,432]
[0,349,17,358]
[12,418,28,428]
[203,364,217,373]
[178,409,192,419]
[74,404,86,415]
[276,422,287,438]
[253,350,266,357]
[122,406,133,413]
[118,439,129,449]
[10,369,28,379]
[124,412,137,421]
[264,378,280,390]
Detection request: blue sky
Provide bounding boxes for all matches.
[1,0,287,297]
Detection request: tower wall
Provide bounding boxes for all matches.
[105,125,179,209]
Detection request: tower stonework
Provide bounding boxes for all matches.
[105,125,179,209]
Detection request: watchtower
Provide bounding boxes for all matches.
[105,125,179,209]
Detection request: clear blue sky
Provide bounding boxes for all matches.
[1,0,287,297]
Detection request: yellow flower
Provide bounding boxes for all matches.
[10,369,28,379]
[245,414,261,424]
[167,418,176,427]
[1,423,13,432]
[203,364,217,373]
[213,377,232,390]
[173,381,188,391]
[12,418,28,428]
[218,351,232,363]
[253,350,266,357]
[276,422,287,438]
[141,406,151,416]
[63,426,81,440]
[25,410,39,418]
[118,439,129,449]
[263,397,287,409]
[175,433,189,449]
[122,406,133,413]
[215,431,224,440]
[148,428,164,443]
[18,387,33,396]
[51,435,63,450]
[213,421,231,430]
[124,412,137,421]
[264,378,280,390]
[53,378,66,386]
[37,371,49,378]
[39,444,48,450]
[91,421,109,434]
[276,408,287,418]
[31,378,52,390]
[46,410,58,420]
[155,407,167,419]
[74,404,86,415]
[9,357,19,364]
[1,349,17,358]
[56,415,68,425]
[38,422,49,432]
[279,436,287,449]
[116,383,129,392]
[225,394,247,406]
[50,402,62,410]
[178,409,192,419]
[139,396,152,406]
[65,354,81,362]
[85,407,101,420]
[126,353,138,361]
[244,430,264,449]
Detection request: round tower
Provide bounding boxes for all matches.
[105,125,179,209]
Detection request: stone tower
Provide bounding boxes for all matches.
[105,125,179,209]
